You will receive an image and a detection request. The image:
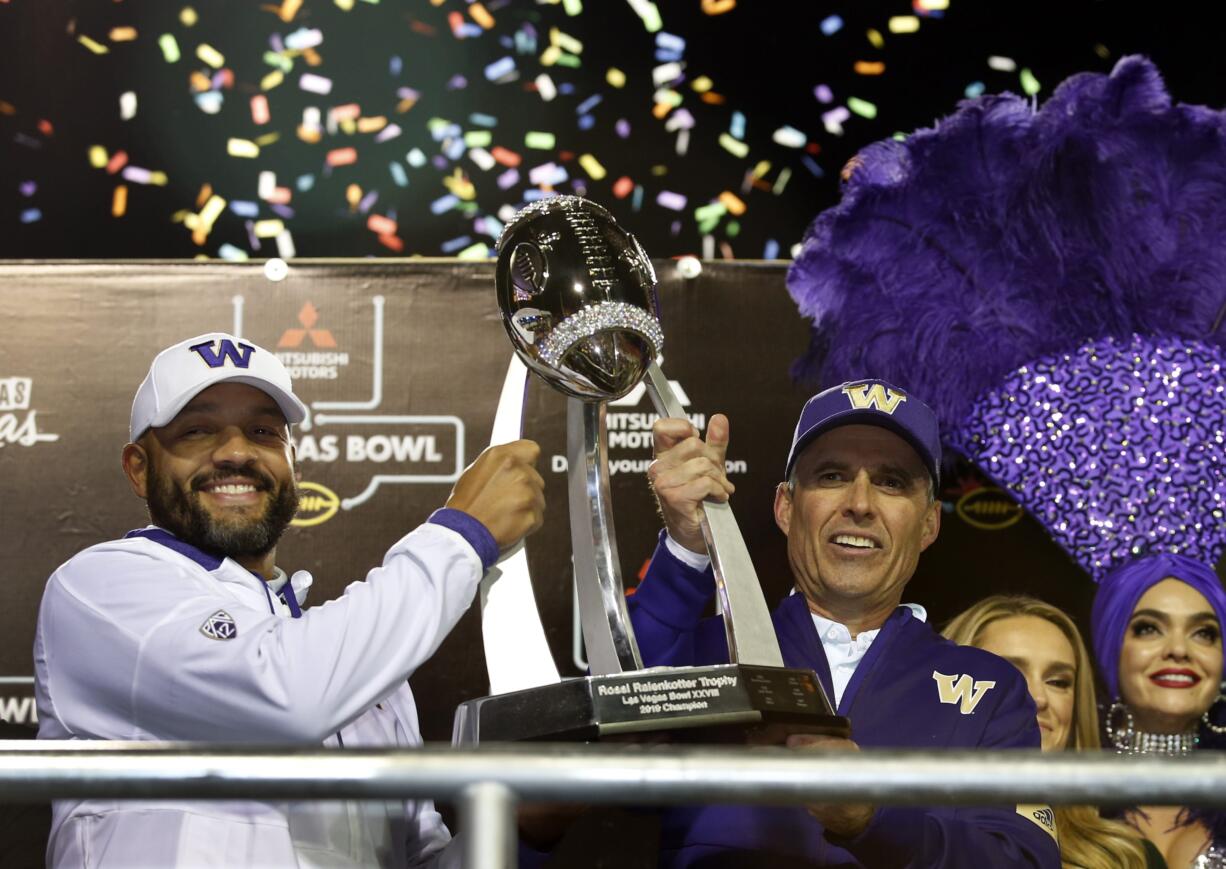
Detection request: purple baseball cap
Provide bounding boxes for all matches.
[784,379,941,485]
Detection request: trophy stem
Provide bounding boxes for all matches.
[643,362,785,668]
[567,397,644,675]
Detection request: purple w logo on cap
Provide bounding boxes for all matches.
[189,339,255,369]
[785,379,941,485]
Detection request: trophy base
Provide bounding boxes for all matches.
[452,663,850,744]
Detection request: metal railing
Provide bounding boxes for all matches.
[4,742,1226,867]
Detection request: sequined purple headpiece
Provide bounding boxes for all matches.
[786,56,1226,581]
[953,334,1226,579]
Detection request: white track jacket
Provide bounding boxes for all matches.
[34,523,482,868]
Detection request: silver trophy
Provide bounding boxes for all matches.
[453,196,847,743]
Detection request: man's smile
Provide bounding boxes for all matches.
[830,533,882,553]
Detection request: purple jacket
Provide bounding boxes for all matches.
[626,536,1060,869]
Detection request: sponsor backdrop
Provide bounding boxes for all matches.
[0,260,1091,739]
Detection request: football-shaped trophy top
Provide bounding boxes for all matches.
[495,195,662,400]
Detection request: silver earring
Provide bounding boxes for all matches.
[1202,693,1226,735]
[1105,698,1135,750]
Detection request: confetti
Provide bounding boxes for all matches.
[718,191,746,216]
[578,154,606,180]
[111,186,127,217]
[772,126,806,148]
[550,27,584,54]
[626,0,662,33]
[251,95,270,125]
[1020,68,1041,96]
[485,57,516,81]
[105,151,129,174]
[718,133,749,158]
[327,147,358,166]
[276,0,304,23]
[535,74,557,102]
[657,190,686,211]
[195,91,223,114]
[822,106,850,135]
[156,34,180,62]
[529,162,567,186]
[196,44,225,68]
[285,28,323,50]
[469,147,496,171]
[227,138,260,158]
[300,74,333,94]
[78,35,109,55]
[5,0,986,261]
[988,55,1017,72]
[430,193,460,214]
[524,130,556,150]
[846,97,878,119]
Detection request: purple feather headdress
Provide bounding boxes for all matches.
[787,56,1226,579]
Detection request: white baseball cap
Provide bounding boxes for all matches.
[129,332,307,441]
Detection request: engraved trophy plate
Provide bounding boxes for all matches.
[455,196,849,744]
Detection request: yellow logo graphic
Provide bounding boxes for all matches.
[955,487,1025,531]
[842,383,907,415]
[293,481,340,527]
[933,671,997,715]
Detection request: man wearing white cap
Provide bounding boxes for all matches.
[34,333,545,868]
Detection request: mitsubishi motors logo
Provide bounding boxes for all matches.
[279,302,337,348]
[276,302,349,380]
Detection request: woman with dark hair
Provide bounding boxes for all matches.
[944,595,1157,869]
[1091,555,1226,867]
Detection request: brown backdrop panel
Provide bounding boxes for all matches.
[0,260,1093,740]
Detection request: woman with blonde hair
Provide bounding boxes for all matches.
[943,595,1160,869]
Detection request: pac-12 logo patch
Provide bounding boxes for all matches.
[200,610,237,641]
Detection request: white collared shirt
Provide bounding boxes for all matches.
[809,604,927,707]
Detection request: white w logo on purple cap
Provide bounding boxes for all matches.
[189,339,255,369]
[842,382,907,415]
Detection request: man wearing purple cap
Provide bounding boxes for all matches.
[629,380,1059,868]
[34,333,545,868]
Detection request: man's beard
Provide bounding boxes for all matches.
[145,453,300,562]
